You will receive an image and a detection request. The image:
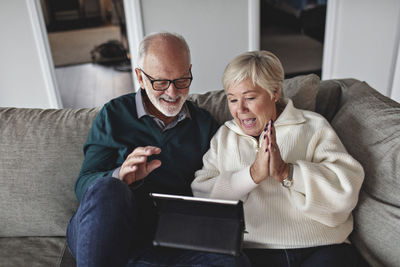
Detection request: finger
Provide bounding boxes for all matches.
[264,133,270,152]
[268,119,278,144]
[268,119,273,137]
[119,165,138,182]
[268,141,279,161]
[123,156,147,167]
[146,160,162,174]
[268,121,279,150]
[134,160,162,181]
[263,123,269,135]
[142,146,161,156]
[268,143,279,176]
[269,143,278,154]
[265,120,274,152]
[145,145,161,152]
[126,147,146,158]
[269,123,280,156]
[268,141,273,155]
[126,146,161,159]
[265,144,271,177]
[262,124,269,150]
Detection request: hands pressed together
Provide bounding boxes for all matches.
[118,146,162,185]
[250,120,290,184]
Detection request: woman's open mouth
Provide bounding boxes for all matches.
[241,118,256,128]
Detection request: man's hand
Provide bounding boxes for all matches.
[119,146,162,185]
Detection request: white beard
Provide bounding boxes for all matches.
[145,87,188,117]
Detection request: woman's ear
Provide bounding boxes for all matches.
[273,88,280,102]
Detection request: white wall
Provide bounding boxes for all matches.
[323,0,400,102]
[0,0,61,108]
[124,0,259,94]
[3,0,400,108]
[391,44,400,103]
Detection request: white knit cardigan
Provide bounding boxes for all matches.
[191,99,364,249]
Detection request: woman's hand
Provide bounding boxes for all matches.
[250,120,289,184]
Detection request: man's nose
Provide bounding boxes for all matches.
[164,82,178,97]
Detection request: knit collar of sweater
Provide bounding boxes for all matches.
[224,98,306,138]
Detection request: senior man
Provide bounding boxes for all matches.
[66,32,249,266]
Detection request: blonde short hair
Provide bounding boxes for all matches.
[222,50,284,99]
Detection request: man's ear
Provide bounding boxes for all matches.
[135,68,145,88]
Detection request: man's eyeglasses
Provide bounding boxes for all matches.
[139,69,193,91]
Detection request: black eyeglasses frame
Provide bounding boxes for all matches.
[139,68,193,91]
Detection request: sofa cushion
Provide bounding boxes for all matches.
[315,79,343,122]
[330,81,400,267]
[188,74,320,124]
[0,107,99,237]
[281,73,320,111]
[188,89,232,125]
[0,237,67,267]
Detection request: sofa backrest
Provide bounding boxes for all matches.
[2,75,398,266]
[0,108,99,237]
[327,80,400,267]
[0,74,319,238]
[188,74,320,124]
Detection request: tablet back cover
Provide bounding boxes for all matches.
[150,193,245,256]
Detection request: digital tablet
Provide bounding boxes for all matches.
[150,193,246,256]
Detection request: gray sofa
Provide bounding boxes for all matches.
[1,75,399,267]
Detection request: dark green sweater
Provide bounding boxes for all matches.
[75,93,219,202]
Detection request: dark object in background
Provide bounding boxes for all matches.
[300,4,326,43]
[91,40,129,66]
[261,0,326,44]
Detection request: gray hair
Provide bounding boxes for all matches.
[222,50,284,99]
[137,32,191,68]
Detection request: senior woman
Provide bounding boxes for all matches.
[191,51,365,267]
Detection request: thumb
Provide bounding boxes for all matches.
[146,159,162,174]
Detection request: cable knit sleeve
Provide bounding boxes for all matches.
[288,118,364,227]
[191,126,258,201]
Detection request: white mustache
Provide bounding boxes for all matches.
[159,95,181,102]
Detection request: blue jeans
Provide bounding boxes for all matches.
[67,177,250,267]
[244,243,369,267]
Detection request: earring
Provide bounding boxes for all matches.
[273,89,279,103]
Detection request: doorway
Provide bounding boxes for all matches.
[260,0,326,78]
[40,0,134,108]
